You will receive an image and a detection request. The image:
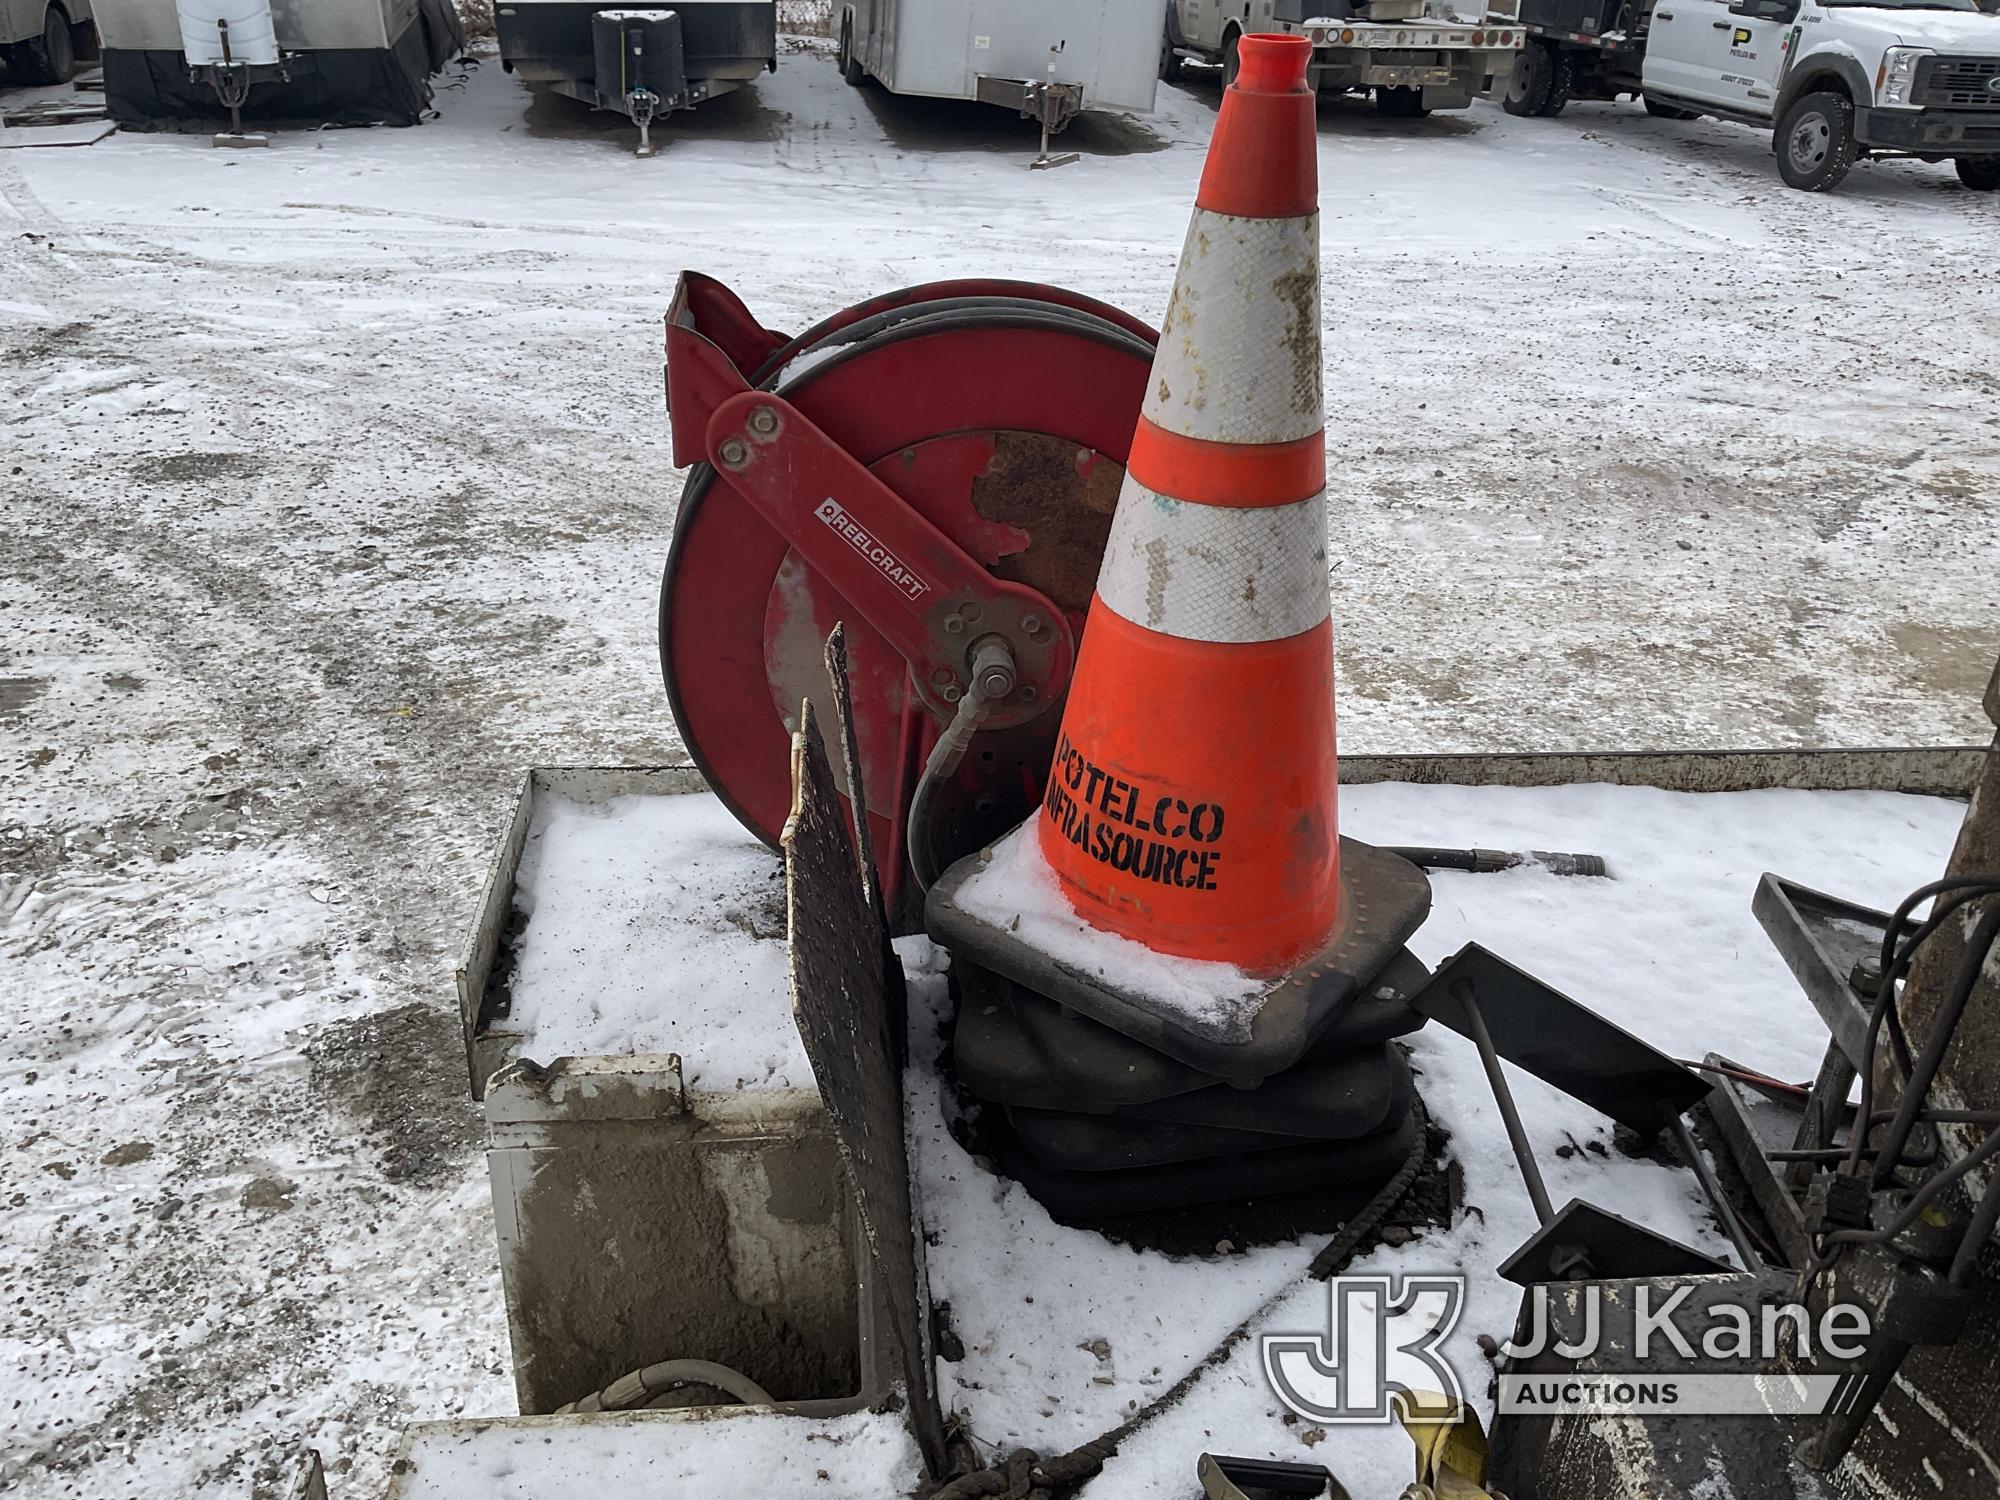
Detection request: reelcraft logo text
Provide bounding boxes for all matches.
[1260,1276,1877,1423]
[814,497,929,600]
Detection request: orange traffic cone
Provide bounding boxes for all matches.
[1037,33,1337,974]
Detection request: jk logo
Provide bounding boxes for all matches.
[1261,1275,1466,1424]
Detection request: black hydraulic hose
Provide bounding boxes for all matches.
[1870,896,2000,1188]
[905,690,992,895]
[1875,873,2000,979]
[1845,876,2000,1176]
[905,638,1018,894]
[1825,1128,2000,1250]
[1387,846,1609,878]
[1874,881,2000,1073]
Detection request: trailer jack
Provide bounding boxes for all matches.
[189,17,289,149]
[973,42,1084,170]
[628,87,660,158]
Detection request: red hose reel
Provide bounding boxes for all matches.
[659,272,1157,924]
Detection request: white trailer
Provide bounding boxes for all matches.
[833,0,1161,131]
[1,0,92,84]
[92,0,462,129]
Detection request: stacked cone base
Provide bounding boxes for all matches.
[1006,1050,1414,1170]
[993,1109,1425,1222]
[927,838,1432,1087]
[932,843,1433,1222]
[952,952,1429,1110]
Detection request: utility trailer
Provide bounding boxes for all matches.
[0,1,93,84]
[92,0,463,129]
[833,0,1161,137]
[1164,0,1525,117]
[495,1,777,153]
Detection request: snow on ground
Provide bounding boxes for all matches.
[1,29,1996,1500]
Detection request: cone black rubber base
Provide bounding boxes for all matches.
[953,949,1429,1111]
[994,1108,1423,1220]
[1118,1042,1412,1134]
[1006,1049,1413,1170]
[927,836,1432,1086]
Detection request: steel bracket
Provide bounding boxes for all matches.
[704,391,1075,725]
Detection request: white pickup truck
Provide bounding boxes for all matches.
[1164,0,1526,115]
[1509,0,2000,191]
[1,0,90,83]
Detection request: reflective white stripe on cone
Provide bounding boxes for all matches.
[1095,481,1330,645]
[1145,209,1324,448]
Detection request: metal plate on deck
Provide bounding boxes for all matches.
[1497,1199,1736,1286]
[783,704,947,1476]
[1409,944,1710,1136]
[1751,874,1889,1067]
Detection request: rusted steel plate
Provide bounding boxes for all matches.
[783,701,948,1476]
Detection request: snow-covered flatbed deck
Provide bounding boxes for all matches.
[1,30,1995,1499]
[477,775,1963,1496]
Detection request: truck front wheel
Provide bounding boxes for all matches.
[1956,157,2000,191]
[1776,91,1857,192]
[17,5,77,86]
[1160,25,1185,82]
[1221,30,1241,89]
